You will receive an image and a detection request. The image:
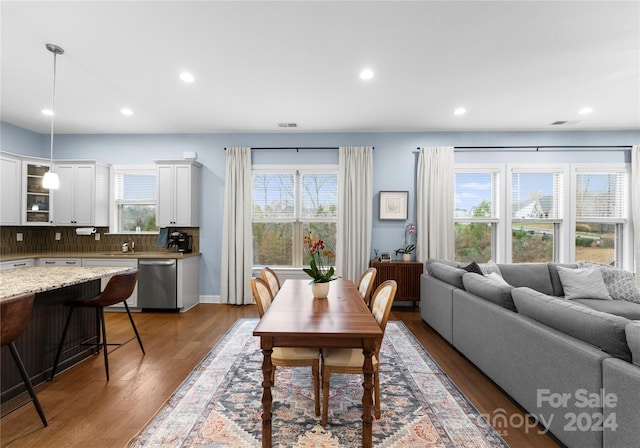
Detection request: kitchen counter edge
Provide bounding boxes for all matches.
[0,252,201,262]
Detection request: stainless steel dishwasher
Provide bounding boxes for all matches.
[138,259,177,310]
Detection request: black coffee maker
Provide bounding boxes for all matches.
[168,231,193,253]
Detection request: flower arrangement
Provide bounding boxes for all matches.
[303,230,335,283]
[395,223,416,256]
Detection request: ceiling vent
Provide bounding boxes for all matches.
[551,120,568,125]
[277,122,298,128]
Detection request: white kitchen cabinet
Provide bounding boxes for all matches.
[38,258,82,267]
[0,152,22,225]
[81,258,138,308]
[22,159,53,225]
[155,161,201,227]
[0,259,35,271]
[53,161,110,226]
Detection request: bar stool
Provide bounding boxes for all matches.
[1,293,48,427]
[50,271,144,381]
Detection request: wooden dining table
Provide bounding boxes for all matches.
[253,278,383,448]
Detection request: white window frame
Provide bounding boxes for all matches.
[109,165,157,234]
[569,163,631,268]
[507,164,569,263]
[252,164,338,268]
[454,164,505,262]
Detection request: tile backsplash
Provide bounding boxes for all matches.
[0,226,199,255]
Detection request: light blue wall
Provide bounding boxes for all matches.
[0,122,46,158]
[2,122,638,297]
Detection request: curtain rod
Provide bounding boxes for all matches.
[415,145,632,152]
[224,146,374,151]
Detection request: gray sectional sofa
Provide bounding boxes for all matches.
[420,260,640,448]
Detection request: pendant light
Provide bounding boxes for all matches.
[42,43,64,190]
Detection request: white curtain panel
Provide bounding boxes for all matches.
[220,147,254,304]
[632,145,640,286]
[416,146,455,262]
[337,146,373,282]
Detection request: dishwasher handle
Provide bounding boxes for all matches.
[139,259,176,267]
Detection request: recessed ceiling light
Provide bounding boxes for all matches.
[120,108,133,116]
[41,108,54,116]
[578,107,593,115]
[454,107,466,116]
[359,69,374,80]
[180,72,195,83]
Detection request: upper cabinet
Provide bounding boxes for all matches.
[22,159,53,225]
[52,161,110,226]
[0,153,22,226]
[155,161,201,227]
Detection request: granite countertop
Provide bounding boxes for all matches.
[0,251,200,262]
[0,266,137,301]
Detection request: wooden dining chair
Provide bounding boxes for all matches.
[1,293,48,427]
[356,267,377,308]
[250,277,321,416]
[50,271,144,381]
[261,267,281,297]
[321,279,397,426]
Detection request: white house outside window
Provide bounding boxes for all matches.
[252,166,337,268]
[508,166,566,263]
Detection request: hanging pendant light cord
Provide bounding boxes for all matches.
[46,43,64,166]
[49,50,57,164]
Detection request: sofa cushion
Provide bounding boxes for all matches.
[512,287,631,362]
[573,299,640,320]
[425,258,460,276]
[462,272,515,311]
[578,262,640,304]
[497,263,554,295]
[556,265,612,300]
[626,322,640,367]
[548,263,578,296]
[429,262,466,289]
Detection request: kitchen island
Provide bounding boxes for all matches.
[1,266,137,403]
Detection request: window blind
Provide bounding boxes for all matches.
[299,173,337,219]
[252,173,295,220]
[511,170,563,219]
[454,171,498,219]
[576,171,626,220]
[114,172,156,202]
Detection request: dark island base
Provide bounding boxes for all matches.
[1,280,101,405]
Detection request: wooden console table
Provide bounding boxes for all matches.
[370,260,423,303]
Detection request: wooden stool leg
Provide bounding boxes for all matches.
[98,308,109,381]
[50,307,74,380]
[9,342,47,427]
[123,301,145,354]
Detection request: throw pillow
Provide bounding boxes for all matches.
[486,271,509,286]
[578,262,640,304]
[556,266,612,300]
[479,261,502,276]
[462,261,484,276]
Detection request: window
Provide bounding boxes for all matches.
[252,167,337,267]
[112,166,157,233]
[509,167,565,263]
[454,167,501,263]
[573,167,628,266]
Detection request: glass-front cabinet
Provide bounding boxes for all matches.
[23,161,53,225]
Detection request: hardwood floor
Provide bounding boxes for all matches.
[1,304,563,448]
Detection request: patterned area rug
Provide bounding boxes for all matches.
[128,318,508,447]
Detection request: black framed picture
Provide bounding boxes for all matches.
[379,191,408,220]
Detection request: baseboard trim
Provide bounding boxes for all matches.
[199,295,221,304]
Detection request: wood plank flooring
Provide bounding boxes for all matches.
[0,304,563,448]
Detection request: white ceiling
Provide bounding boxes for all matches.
[1,1,638,135]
